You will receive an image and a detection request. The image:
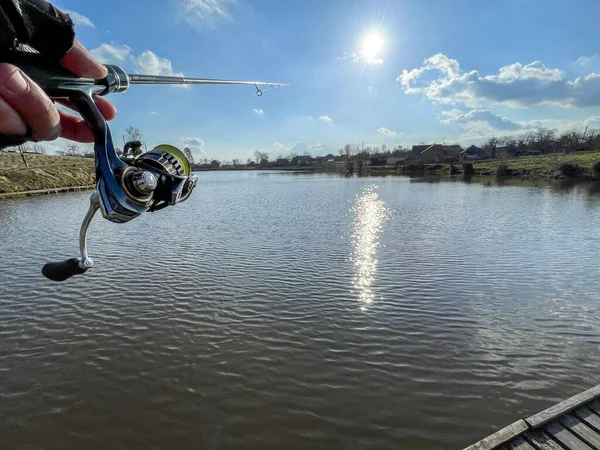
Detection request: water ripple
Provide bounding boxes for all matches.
[0,173,600,449]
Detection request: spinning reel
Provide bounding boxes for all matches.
[1,50,288,281]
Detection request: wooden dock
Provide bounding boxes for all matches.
[464,384,600,450]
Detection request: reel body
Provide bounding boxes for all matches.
[0,49,286,281]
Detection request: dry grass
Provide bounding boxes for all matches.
[0,153,94,193]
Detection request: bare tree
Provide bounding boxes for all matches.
[66,142,81,157]
[123,126,144,145]
[31,143,46,154]
[183,147,195,165]
[483,136,499,159]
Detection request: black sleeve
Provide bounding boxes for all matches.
[0,0,75,59]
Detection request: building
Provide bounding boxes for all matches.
[459,145,487,162]
[291,155,315,166]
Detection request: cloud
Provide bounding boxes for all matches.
[271,141,340,155]
[300,115,314,121]
[440,109,528,131]
[151,111,159,115]
[352,51,383,66]
[399,53,600,108]
[133,51,184,77]
[177,0,236,28]
[584,116,600,127]
[182,137,206,155]
[319,115,333,122]
[90,43,186,88]
[63,9,94,27]
[272,142,291,151]
[253,108,264,115]
[90,43,132,65]
[378,127,399,136]
[576,55,598,67]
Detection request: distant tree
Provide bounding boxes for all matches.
[232,158,241,166]
[302,150,311,156]
[483,136,499,159]
[381,144,388,155]
[64,142,81,157]
[183,147,195,165]
[246,157,252,164]
[31,143,46,154]
[123,126,144,146]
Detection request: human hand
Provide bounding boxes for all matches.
[0,0,116,146]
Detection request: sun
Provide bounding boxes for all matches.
[360,31,384,61]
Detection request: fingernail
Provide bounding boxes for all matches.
[4,69,29,94]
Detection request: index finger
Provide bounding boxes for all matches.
[60,40,108,79]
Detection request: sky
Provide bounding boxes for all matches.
[51,0,600,161]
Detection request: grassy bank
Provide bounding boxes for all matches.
[0,153,94,194]
[360,151,600,180]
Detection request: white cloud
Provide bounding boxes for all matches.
[272,142,292,151]
[584,116,600,127]
[182,137,206,155]
[253,108,264,115]
[378,127,399,136]
[352,51,383,66]
[576,55,598,67]
[151,111,159,115]
[441,109,528,131]
[271,141,340,155]
[319,115,333,122]
[90,43,132,65]
[63,9,94,27]
[177,0,236,28]
[90,43,186,88]
[133,51,184,77]
[399,53,600,108]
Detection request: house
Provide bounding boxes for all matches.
[418,144,445,163]
[443,145,463,161]
[459,145,487,162]
[369,155,388,166]
[387,157,404,166]
[291,155,315,166]
[276,158,289,167]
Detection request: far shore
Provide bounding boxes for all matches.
[1,151,600,197]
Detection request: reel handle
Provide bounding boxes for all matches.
[42,258,89,282]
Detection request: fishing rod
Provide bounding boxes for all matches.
[1,50,289,282]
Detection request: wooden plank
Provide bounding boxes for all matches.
[507,437,536,450]
[588,399,600,417]
[463,420,530,450]
[575,407,600,432]
[544,421,593,450]
[559,414,600,449]
[526,384,600,428]
[523,430,564,450]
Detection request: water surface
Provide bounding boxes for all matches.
[1,171,600,449]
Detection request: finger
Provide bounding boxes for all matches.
[60,40,108,79]
[0,95,27,135]
[0,63,61,141]
[55,94,117,121]
[58,110,95,142]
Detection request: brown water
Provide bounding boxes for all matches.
[1,171,600,450]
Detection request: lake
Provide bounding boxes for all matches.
[1,171,600,449]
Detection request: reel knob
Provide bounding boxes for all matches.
[132,170,158,195]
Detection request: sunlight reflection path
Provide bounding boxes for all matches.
[350,185,391,308]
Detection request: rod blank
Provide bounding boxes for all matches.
[128,74,290,87]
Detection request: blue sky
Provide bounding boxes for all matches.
[54,0,600,161]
